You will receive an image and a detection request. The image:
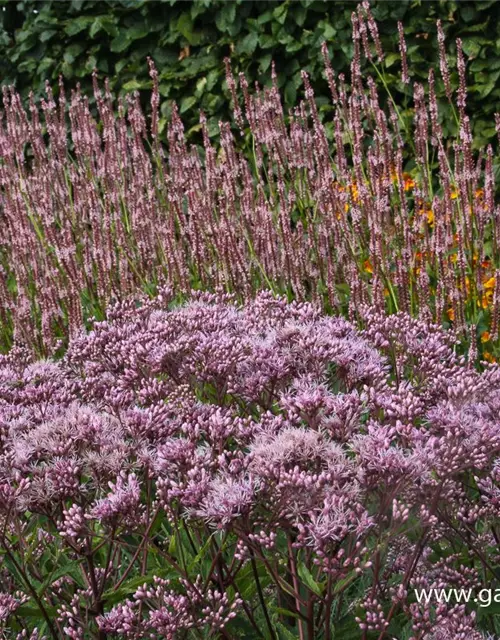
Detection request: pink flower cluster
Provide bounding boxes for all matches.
[0,291,500,637]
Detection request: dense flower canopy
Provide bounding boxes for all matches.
[0,291,499,637]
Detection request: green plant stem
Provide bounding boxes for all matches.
[0,538,59,640]
[249,547,276,640]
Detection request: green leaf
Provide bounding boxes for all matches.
[17,604,59,618]
[40,29,56,42]
[285,39,302,53]
[236,31,258,56]
[460,4,477,22]
[476,81,496,98]
[273,4,288,25]
[256,11,273,25]
[102,569,174,606]
[120,0,147,9]
[385,52,400,68]
[110,33,130,53]
[70,0,85,10]
[89,17,104,38]
[215,3,236,33]
[332,570,359,595]
[259,34,276,50]
[297,562,323,597]
[461,38,481,59]
[275,620,300,640]
[122,79,148,91]
[195,76,207,96]
[320,20,336,40]
[64,16,93,36]
[294,6,307,27]
[187,531,217,571]
[284,81,296,105]
[332,617,364,639]
[126,24,149,41]
[259,53,272,73]
[37,561,85,597]
[275,607,302,620]
[177,13,201,45]
[236,561,269,600]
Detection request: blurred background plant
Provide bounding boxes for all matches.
[0,0,499,145]
[1,2,500,359]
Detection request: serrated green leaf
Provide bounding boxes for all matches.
[275,620,300,640]
[36,560,85,597]
[297,562,323,597]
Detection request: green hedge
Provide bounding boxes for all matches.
[1,0,499,144]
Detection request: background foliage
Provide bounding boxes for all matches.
[0,0,499,143]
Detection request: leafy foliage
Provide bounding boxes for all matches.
[1,0,499,143]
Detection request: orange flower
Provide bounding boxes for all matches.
[418,205,434,226]
[481,331,491,343]
[363,259,373,274]
[349,182,360,203]
[474,188,488,213]
[450,186,458,199]
[484,276,496,291]
[447,307,455,321]
[480,293,493,309]
[336,201,351,219]
[483,351,497,363]
[414,251,431,263]
[403,173,415,191]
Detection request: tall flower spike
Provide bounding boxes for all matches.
[398,22,409,84]
[437,20,452,100]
